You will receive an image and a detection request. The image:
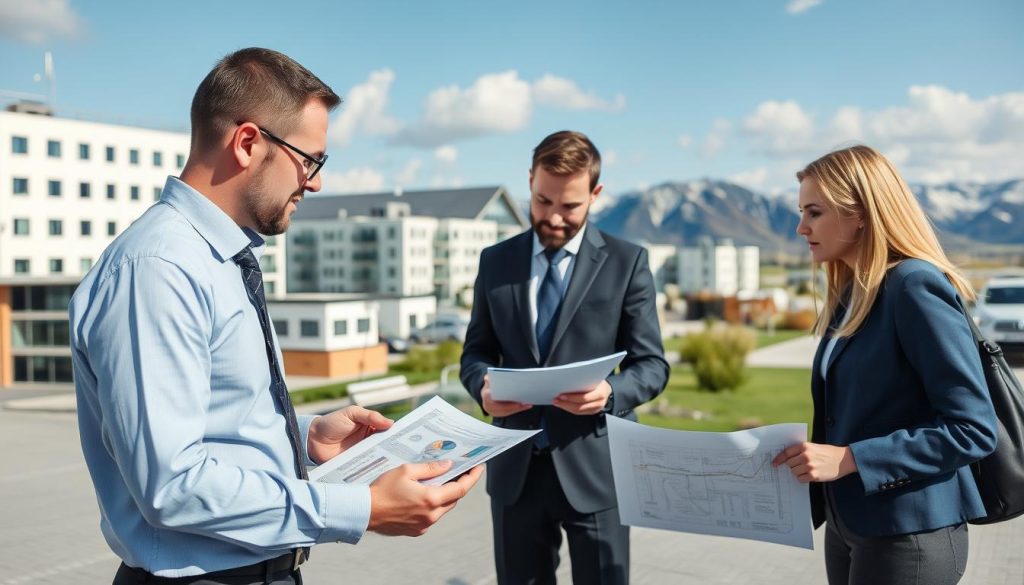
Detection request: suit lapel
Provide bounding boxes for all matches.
[510,232,541,364]
[546,226,607,364]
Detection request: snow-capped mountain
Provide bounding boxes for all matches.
[590,179,1024,251]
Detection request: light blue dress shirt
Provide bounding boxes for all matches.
[70,177,370,577]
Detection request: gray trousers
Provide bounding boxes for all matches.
[823,488,968,585]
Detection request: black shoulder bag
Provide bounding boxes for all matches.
[959,309,1024,524]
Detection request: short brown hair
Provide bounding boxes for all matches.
[531,130,602,191]
[190,47,341,152]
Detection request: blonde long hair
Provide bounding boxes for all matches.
[797,145,974,338]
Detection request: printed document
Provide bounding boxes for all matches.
[308,396,539,486]
[607,417,813,549]
[488,351,627,404]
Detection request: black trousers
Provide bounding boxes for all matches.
[491,452,630,585]
[113,563,301,585]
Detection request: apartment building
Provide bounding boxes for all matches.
[287,186,527,301]
[677,238,760,296]
[0,104,290,388]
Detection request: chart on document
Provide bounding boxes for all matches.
[607,417,813,549]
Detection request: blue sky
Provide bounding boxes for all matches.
[1,0,1021,200]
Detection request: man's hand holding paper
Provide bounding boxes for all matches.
[487,351,626,405]
[553,379,612,415]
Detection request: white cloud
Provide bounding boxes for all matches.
[532,74,625,112]
[394,70,532,147]
[786,0,823,14]
[329,69,402,148]
[434,145,458,164]
[396,158,423,186]
[320,167,385,194]
[736,86,1024,187]
[743,100,815,155]
[701,118,732,158]
[0,0,83,44]
[729,168,769,190]
[603,149,618,166]
[677,134,693,148]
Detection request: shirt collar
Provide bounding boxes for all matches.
[532,222,588,259]
[158,176,265,262]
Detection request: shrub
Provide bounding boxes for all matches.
[781,309,816,331]
[399,341,463,373]
[679,325,756,392]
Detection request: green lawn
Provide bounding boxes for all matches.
[639,365,812,432]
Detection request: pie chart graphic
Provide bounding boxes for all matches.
[420,439,457,460]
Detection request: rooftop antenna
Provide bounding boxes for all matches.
[32,51,56,110]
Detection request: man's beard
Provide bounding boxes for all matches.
[243,167,300,236]
[530,209,587,249]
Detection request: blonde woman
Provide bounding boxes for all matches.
[772,145,997,585]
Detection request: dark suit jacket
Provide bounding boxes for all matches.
[461,226,669,513]
[810,259,997,537]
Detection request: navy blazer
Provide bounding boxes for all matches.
[810,259,998,537]
[460,226,669,513]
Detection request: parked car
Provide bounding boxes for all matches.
[975,275,1024,353]
[410,317,469,344]
[380,335,409,354]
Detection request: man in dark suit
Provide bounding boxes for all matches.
[461,130,669,585]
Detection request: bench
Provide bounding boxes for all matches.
[346,375,432,408]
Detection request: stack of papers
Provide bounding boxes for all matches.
[488,351,627,404]
[308,396,538,486]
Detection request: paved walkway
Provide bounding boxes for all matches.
[4,337,1024,583]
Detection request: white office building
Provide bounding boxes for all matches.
[0,104,288,295]
[677,238,759,296]
[287,186,528,301]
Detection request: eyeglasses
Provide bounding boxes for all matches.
[257,126,328,181]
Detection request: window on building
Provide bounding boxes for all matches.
[388,226,396,239]
[106,184,116,199]
[13,218,29,235]
[48,220,62,236]
[107,221,117,236]
[12,136,28,154]
[79,143,90,160]
[176,153,185,168]
[12,355,73,383]
[80,182,91,198]
[129,149,139,165]
[152,151,163,167]
[80,220,92,236]
[273,320,288,336]
[153,187,162,201]
[105,146,115,162]
[357,318,371,333]
[130,185,140,200]
[47,140,61,158]
[260,255,277,273]
[409,314,417,329]
[13,177,28,195]
[48,180,61,197]
[49,258,63,274]
[388,267,396,277]
[14,259,29,274]
[300,320,319,337]
[265,282,275,295]
[333,320,348,335]
[80,258,93,272]
[389,247,396,259]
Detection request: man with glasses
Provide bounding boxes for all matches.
[70,48,482,585]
